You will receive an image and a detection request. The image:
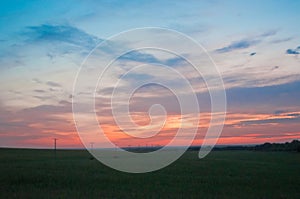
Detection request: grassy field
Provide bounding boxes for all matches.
[0,148,299,199]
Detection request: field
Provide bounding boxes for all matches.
[1,149,300,199]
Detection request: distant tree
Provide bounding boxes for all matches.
[211,140,300,152]
[254,140,300,152]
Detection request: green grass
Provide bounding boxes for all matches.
[0,149,299,199]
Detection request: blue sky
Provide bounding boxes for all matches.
[0,0,299,148]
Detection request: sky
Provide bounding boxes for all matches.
[0,0,299,148]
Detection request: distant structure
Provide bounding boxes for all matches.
[90,142,94,151]
[53,138,58,158]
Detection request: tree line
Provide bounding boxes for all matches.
[189,140,300,152]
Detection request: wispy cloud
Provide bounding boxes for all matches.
[216,39,260,53]
[119,51,160,63]
[164,56,187,67]
[259,30,278,37]
[33,89,46,93]
[240,113,300,125]
[117,50,188,68]
[24,24,101,49]
[228,81,300,113]
[46,81,62,88]
[271,37,293,44]
[215,30,277,53]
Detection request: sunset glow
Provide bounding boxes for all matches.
[0,0,299,149]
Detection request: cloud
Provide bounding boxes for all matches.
[226,80,300,112]
[222,71,299,89]
[20,104,71,115]
[215,30,277,53]
[0,101,79,147]
[119,51,160,63]
[286,49,299,54]
[274,110,287,115]
[32,78,43,84]
[271,66,279,70]
[216,39,260,53]
[33,95,51,101]
[164,56,187,67]
[286,46,300,55]
[259,30,278,37]
[20,24,189,68]
[33,89,46,93]
[0,24,105,69]
[25,24,101,49]
[46,81,62,87]
[32,78,62,89]
[287,113,300,117]
[240,114,300,125]
[118,50,188,67]
[271,37,293,44]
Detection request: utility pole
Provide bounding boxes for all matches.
[53,138,58,158]
[90,142,94,152]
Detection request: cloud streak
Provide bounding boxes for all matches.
[240,114,300,125]
[215,30,277,53]
[25,24,101,49]
[216,39,260,53]
[46,81,62,88]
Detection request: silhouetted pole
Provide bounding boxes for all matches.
[90,142,94,152]
[54,138,58,158]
